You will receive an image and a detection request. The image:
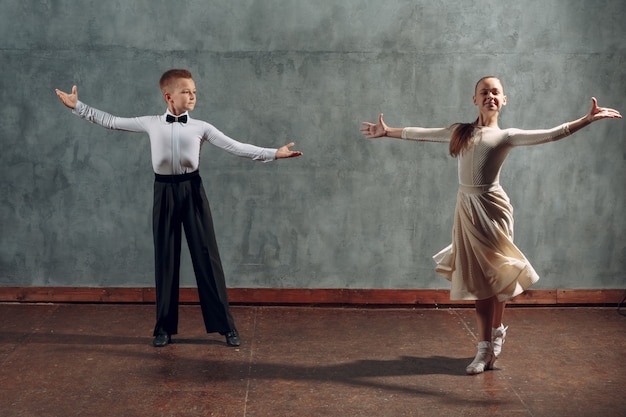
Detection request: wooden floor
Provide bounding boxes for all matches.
[1,303,625,417]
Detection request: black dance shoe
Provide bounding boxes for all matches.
[224,330,241,347]
[153,333,171,347]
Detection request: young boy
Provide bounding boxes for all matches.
[55,69,302,348]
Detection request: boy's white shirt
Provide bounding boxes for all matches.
[73,101,276,175]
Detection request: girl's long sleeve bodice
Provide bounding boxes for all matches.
[401,124,571,186]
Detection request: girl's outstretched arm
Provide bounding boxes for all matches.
[360,113,404,138]
[55,85,78,109]
[567,97,621,135]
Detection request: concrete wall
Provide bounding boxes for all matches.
[1,0,624,289]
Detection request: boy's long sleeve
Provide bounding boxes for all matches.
[71,101,277,174]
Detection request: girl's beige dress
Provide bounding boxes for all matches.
[401,123,571,301]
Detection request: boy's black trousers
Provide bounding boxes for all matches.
[152,170,236,336]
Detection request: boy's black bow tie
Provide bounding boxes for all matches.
[166,114,188,123]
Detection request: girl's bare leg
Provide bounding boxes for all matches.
[475,297,496,342]
[467,296,498,374]
[493,298,506,328]
[491,297,508,358]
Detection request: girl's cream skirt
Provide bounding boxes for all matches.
[433,184,539,301]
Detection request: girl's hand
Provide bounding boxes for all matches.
[586,97,622,123]
[360,113,388,138]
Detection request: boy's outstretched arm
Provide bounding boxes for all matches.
[275,142,303,159]
[55,85,78,109]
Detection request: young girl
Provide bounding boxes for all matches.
[360,76,621,374]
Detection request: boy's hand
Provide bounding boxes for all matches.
[55,85,78,109]
[275,142,302,159]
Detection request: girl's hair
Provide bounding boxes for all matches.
[159,69,193,92]
[449,76,502,157]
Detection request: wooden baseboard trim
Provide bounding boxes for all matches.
[0,287,624,306]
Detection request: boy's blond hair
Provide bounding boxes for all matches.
[159,69,193,93]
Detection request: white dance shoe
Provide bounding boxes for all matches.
[492,324,508,358]
[466,341,495,375]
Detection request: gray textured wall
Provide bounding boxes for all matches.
[1,0,624,290]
